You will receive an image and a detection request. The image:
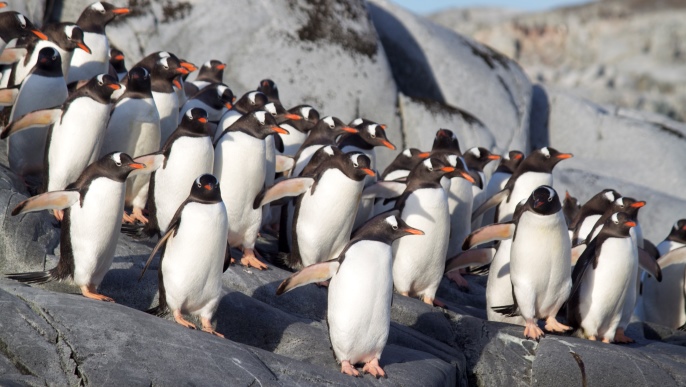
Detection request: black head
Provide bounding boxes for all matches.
[352,210,424,245]
[0,12,47,43]
[188,174,222,204]
[519,147,573,174]
[230,110,288,140]
[36,47,62,73]
[667,219,686,244]
[152,52,188,82]
[432,129,461,153]
[407,157,456,184]
[463,147,501,172]
[216,84,235,108]
[583,189,621,213]
[97,152,145,182]
[610,197,645,219]
[233,91,269,114]
[196,60,225,83]
[432,151,476,184]
[75,73,121,103]
[257,79,279,103]
[381,148,430,180]
[348,118,395,150]
[42,23,91,53]
[312,116,358,137]
[495,150,524,174]
[600,212,636,238]
[76,2,130,34]
[290,105,320,124]
[345,152,375,180]
[109,48,126,73]
[527,185,561,215]
[125,66,151,94]
[179,107,209,134]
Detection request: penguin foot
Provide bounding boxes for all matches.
[588,336,597,341]
[544,316,571,333]
[315,280,330,288]
[422,296,446,308]
[340,361,360,377]
[445,271,469,289]
[201,318,225,338]
[524,321,545,341]
[363,359,386,378]
[173,311,196,330]
[53,209,64,222]
[80,285,114,302]
[129,207,149,224]
[602,338,611,344]
[613,328,634,344]
[240,249,268,270]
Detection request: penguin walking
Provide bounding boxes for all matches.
[276,211,424,377]
[0,11,47,54]
[68,2,129,85]
[6,152,152,302]
[463,147,500,231]
[568,189,620,245]
[465,186,572,340]
[139,174,227,337]
[480,150,523,227]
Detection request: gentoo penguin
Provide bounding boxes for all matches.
[138,108,214,237]
[257,78,279,103]
[586,196,645,245]
[431,128,461,154]
[473,147,572,223]
[214,110,289,269]
[100,66,160,223]
[68,2,129,85]
[276,211,424,377]
[380,148,430,181]
[465,186,572,340]
[215,90,270,140]
[2,74,121,218]
[291,116,357,177]
[139,174,227,337]
[0,11,47,53]
[5,47,68,180]
[567,212,644,343]
[568,189,620,245]
[563,191,581,226]
[463,147,500,230]
[268,146,375,269]
[481,150,523,227]
[184,59,225,95]
[275,104,320,156]
[109,48,127,80]
[392,157,456,306]
[180,83,234,124]
[6,152,149,302]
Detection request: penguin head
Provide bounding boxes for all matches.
[77,2,129,32]
[403,148,431,161]
[0,12,47,42]
[410,157,457,183]
[154,53,189,82]
[354,211,424,245]
[100,152,145,181]
[464,147,500,171]
[528,185,561,215]
[668,219,686,243]
[126,66,151,92]
[85,74,121,101]
[235,110,288,139]
[497,150,524,173]
[432,129,460,153]
[525,147,573,173]
[603,212,637,237]
[346,152,375,180]
[234,91,269,114]
[611,197,645,219]
[197,60,225,83]
[62,24,90,53]
[315,116,358,136]
[295,105,320,124]
[36,47,62,71]
[257,79,279,102]
[189,174,222,203]
[216,84,235,109]
[355,121,395,150]
[181,108,209,134]
[431,152,475,184]
[109,48,126,72]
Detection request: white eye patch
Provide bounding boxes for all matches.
[423,159,433,170]
[248,91,259,104]
[323,146,334,156]
[16,14,27,28]
[402,149,412,157]
[367,124,378,136]
[159,51,171,58]
[96,74,105,83]
[544,186,555,198]
[254,111,266,125]
[540,147,550,157]
[185,109,193,120]
[65,25,76,39]
[217,85,227,97]
[611,212,619,223]
[264,103,276,115]
[91,2,105,12]
[447,155,458,167]
[351,118,363,126]
[350,153,361,167]
[385,216,398,228]
[604,191,615,201]
[301,107,312,118]
[159,56,169,68]
[111,152,122,165]
[469,148,481,158]
[614,197,624,206]
[323,116,334,127]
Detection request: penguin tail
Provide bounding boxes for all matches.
[120,222,150,240]
[678,322,686,332]
[5,271,53,284]
[491,304,520,317]
[146,304,170,317]
[468,263,491,275]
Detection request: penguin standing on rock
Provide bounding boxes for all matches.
[568,189,620,245]
[139,174,227,337]
[276,211,424,378]
[6,152,153,302]
[481,150,523,227]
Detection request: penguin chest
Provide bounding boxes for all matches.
[216,110,241,139]
[277,124,307,156]
[12,73,67,119]
[152,91,180,141]
[162,202,228,314]
[153,137,214,233]
[642,261,686,329]
[328,241,392,363]
[446,177,474,256]
[68,32,108,83]
[68,178,125,287]
[295,169,363,266]
[104,97,160,157]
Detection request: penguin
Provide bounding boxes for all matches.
[5,47,68,180]
[563,191,581,226]
[215,90,270,140]
[391,157,457,306]
[473,147,573,223]
[465,186,572,340]
[257,78,279,104]
[109,48,127,80]
[586,196,646,246]
[100,66,160,224]
[213,110,289,270]
[431,128,461,154]
[6,152,151,302]
[463,147,500,230]
[568,189,620,245]
[180,83,234,124]
[2,74,121,218]
[567,212,643,343]
[0,11,47,53]
[657,219,686,255]
[276,211,424,377]
[291,116,358,177]
[184,59,225,94]
[380,148,430,181]
[68,2,129,85]
[139,174,227,337]
[275,104,319,156]
[481,150,524,227]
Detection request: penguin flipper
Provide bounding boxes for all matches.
[273,134,285,153]
[570,243,587,266]
[638,248,662,282]
[276,259,340,295]
[5,271,52,284]
[472,188,510,221]
[253,177,314,209]
[361,181,406,200]
[445,248,495,274]
[0,88,18,107]
[0,47,27,65]
[12,190,80,216]
[1,108,62,138]
[569,238,599,302]
[275,155,295,173]
[139,226,176,282]
[462,222,515,250]
[657,246,686,270]
[129,154,165,177]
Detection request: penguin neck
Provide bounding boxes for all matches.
[151,76,174,93]
[338,133,374,151]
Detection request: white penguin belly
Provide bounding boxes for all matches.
[296,169,363,267]
[152,90,180,146]
[446,177,474,257]
[393,188,450,298]
[498,172,551,222]
[154,137,214,234]
[69,178,125,287]
[486,239,525,325]
[162,202,228,316]
[293,145,323,177]
[68,32,108,83]
[510,210,571,319]
[277,124,307,156]
[576,215,601,244]
[216,109,240,140]
[101,97,160,157]
[214,131,265,248]
[383,169,409,182]
[642,261,686,329]
[482,171,510,227]
[328,241,392,364]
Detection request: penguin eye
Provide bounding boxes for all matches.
[545,154,550,159]
[392,225,398,230]
[98,81,104,86]
[115,160,122,167]
[250,101,256,105]
[99,8,106,14]
[428,166,433,171]
[67,36,72,41]
[548,196,553,202]
[328,123,334,129]
[163,65,169,70]
[52,55,57,60]
[370,134,376,138]
[614,219,619,224]
[197,182,202,188]
[352,162,359,168]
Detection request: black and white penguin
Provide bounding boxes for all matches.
[463,146,500,230]
[473,147,573,223]
[214,110,289,270]
[275,104,320,156]
[257,78,279,104]
[563,191,581,226]
[567,212,642,343]
[481,150,523,227]
[465,186,572,340]
[380,148,430,181]
[180,83,234,124]
[0,11,47,53]
[100,66,160,224]
[215,90,270,140]
[5,46,67,180]
[276,211,424,377]
[109,48,127,80]
[139,174,227,337]
[6,152,148,302]
[184,59,225,94]
[431,128,461,154]
[568,189,620,245]
[68,1,129,84]
[291,116,357,177]
[586,196,645,246]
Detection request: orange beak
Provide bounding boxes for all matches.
[112,8,130,14]
[382,140,396,150]
[129,163,145,169]
[380,124,387,130]
[630,201,646,208]
[514,153,523,159]
[224,103,233,109]
[176,67,189,75]
[198,117,208,123]
[77,42,91,54]
[556,153,573,159]
[565,190,572,200]
[341,126,358,134]
[625,221,637,227]
[418,152,430,158]
[284,113,302,120]
[461,171,476,184]
[488,154,501,160]
[0,3,6,8]
[441,166,455,173]
[272,126,289,135]
[113,54,125,61]
[180,62,197,72]
[173,78,182,89]
[361,168,375,177]
[404,227,424,235]
[107,83,121,90]
[204,184,213,190]
[32,30,48,40]
[216,64,226,70]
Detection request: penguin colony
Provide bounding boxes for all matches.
[0,2,684,378]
